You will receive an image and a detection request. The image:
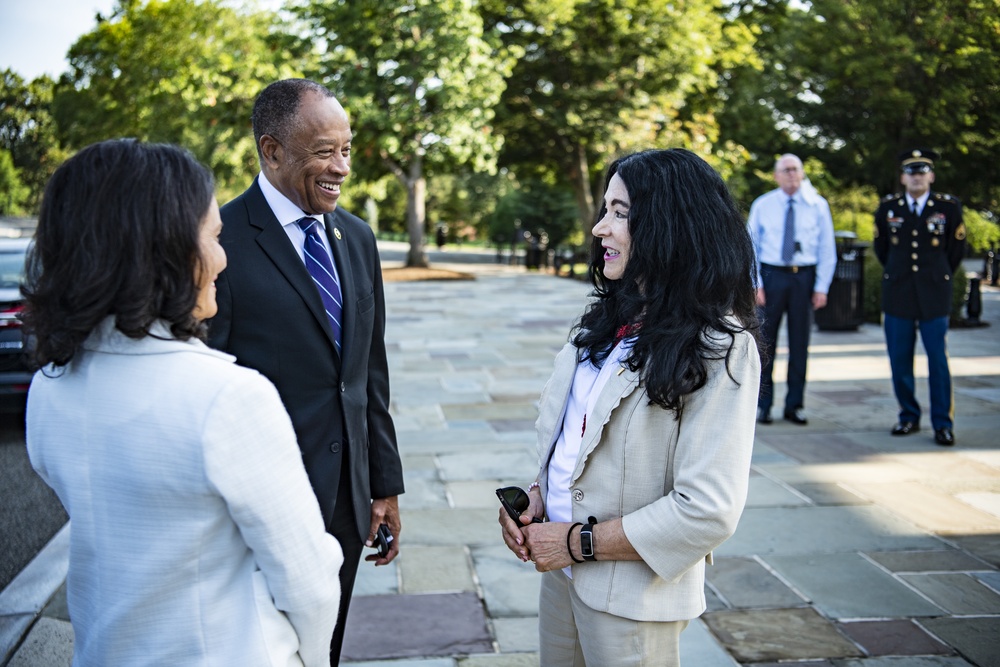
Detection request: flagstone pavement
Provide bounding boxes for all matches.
[3,247,999,666]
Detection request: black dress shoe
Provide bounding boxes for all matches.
[891,421,919,436]
[783,408,808,425]
[757,407,772,424]
[934,428,955,446]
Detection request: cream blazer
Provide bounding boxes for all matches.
[27,319,343,667]
[536,328,759,622]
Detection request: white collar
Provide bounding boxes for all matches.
[258,172,325,230]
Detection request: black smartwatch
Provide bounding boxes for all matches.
[580,516,598,561]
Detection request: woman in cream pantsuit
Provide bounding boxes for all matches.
[499,149,760,666]
[24,140,343,667]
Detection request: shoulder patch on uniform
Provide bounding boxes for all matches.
[956,223,966,240]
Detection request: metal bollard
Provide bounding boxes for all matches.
[967,277,982,324]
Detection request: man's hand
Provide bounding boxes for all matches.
[365,496,400,565]
[812,292,828,310]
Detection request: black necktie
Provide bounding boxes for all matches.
[781,197,796,264]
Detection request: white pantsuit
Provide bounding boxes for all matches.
[534,326,759,662]
[27,319,343,667]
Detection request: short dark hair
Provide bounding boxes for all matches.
[251,79,335,159]
[22,139,215,368]
[575,148,759,412]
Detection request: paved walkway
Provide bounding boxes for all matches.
[3,250,999,666]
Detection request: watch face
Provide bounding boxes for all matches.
[581,530,594,557]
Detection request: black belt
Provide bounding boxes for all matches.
[762,263,816,274]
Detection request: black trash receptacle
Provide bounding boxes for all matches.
[815,231,869,331]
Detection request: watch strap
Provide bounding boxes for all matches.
[581,516,598,561]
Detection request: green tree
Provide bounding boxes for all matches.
[297,0,516,267]
[0,148,30,215]
[0,70,67,213]
[53,0,310,202]
[482,0,754,232]
[755,0,1000,212]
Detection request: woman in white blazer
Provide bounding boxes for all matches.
[23,139,343,667]
[499,149,761,666]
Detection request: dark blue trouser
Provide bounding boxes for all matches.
[884,313,954,430]
[758,264,815,414]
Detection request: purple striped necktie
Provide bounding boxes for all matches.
[297,217,342,353]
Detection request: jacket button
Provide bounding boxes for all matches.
[572,489,584,501]
[912,230,918,236]
[340,382,346,392]
[911,253,918,260]
[330,442,341,453]
[912,265,919,272]
[883,273,889,279]
[912,242,918,248]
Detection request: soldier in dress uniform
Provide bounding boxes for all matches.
[873,148,966,446]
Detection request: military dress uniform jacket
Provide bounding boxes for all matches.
[873,191,965,320]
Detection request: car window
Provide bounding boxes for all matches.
[0,250,27,289]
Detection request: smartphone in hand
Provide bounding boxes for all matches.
[375,523,393,558]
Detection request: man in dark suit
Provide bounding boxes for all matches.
[208,79,404,663]
[873,148,965,446]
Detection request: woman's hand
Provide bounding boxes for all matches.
[523,522,577,572]
[498,485,545,562]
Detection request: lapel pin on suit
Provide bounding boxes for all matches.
[334,227,342,240]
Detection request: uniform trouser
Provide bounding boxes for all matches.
[884,313,954,430]
[758,264,815,413]
[539,570,688,666]
[329,457,365,666]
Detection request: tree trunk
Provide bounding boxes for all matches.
[404,155,428,268]
[568,143,596,238]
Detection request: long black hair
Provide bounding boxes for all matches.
[22,138,215,368]
[573,148,759,413]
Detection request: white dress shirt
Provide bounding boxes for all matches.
[747,182,837,294]
[259,171,342,286]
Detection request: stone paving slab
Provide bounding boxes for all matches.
[700,607,863,662]
[836,619,952,656]
[845,481,1000,535]
[678,618,739,667]
[745,474,811,508]
[436,451,539,483]
[866,549,995,573]
[490,616,538,654]
[766,552,944,619]
[835,658,976,667]
[788,482,872,506]
[718,505,944,557]
[753,433,882,464]
[471,546,540,619]
[341,593,492,662]
[398,546,476,595]
[705,557,805,609]
[400,509,502,547]
[918,617,1000,667]
[976,570,1000,594]
[898,572,1000,615]
[6,618,73,667]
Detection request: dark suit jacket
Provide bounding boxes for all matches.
[873,190,965,320]
[208,178,404,539]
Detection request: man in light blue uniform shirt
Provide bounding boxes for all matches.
[748,154,837,425]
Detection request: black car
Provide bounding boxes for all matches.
[0,237,33,408]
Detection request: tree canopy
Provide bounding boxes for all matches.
[297,0,516,266]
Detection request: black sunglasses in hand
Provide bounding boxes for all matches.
[496,486,544,524]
